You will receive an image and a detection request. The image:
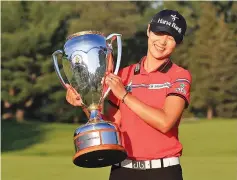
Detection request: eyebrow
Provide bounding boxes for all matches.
[154,32,174,38]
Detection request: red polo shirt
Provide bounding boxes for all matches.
[108,57,192,160]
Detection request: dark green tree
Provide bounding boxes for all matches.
[189,2,237,119]
[1,2,81,122]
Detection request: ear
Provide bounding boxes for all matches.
[147,24,150,37]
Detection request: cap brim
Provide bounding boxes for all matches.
[150,23,183,44]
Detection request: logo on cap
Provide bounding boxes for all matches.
[171,14,179,22]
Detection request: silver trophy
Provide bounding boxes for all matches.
[52,31,127,168]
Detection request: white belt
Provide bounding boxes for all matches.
[114,157,180,170]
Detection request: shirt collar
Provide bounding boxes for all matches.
[139,56,173,75]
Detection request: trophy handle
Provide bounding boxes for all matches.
[52,50,67,89]
[103,33,122,99]
[52,50,90,118]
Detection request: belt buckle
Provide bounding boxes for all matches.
[132,160,146,170]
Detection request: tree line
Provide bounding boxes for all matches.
[1,1,237,123]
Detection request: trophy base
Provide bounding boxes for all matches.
[73,144,127,168]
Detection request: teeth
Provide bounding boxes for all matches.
[157,47,164,51]
[155,45,164,51]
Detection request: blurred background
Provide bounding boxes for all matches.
[1,1,237,180]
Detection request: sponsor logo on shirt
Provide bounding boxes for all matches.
[175,83,186,95]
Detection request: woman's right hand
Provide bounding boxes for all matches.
[65,84,82,107]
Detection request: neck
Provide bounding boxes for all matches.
[145,53,169,73]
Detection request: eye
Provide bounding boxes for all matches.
[154,32,163,36]
[168,36,175,41]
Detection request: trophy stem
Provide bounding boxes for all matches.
[88,103,102,122]
[90,110,99,119]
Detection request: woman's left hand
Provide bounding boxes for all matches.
[105,73,127,100]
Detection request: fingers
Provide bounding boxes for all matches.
[66,90,81,106]
[107,73,121,82]
[65,84,80,96]
[108,73,121,80]
[65,83,71,89]
[71,87,80,97]
[104,73,126,100]
[66,89,73,104]
[105,73,122,87]
[65,84,81,106]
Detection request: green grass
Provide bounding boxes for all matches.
[2,119,237,180]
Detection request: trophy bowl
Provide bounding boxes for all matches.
[52,31,127,168]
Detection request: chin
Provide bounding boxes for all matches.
[152,52,168,60]
[155,56,167,60]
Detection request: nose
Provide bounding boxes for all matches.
[159,35,168,46]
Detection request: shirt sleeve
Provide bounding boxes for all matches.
[166,70,192,108]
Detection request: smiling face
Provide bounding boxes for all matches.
[147,24,176,60]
